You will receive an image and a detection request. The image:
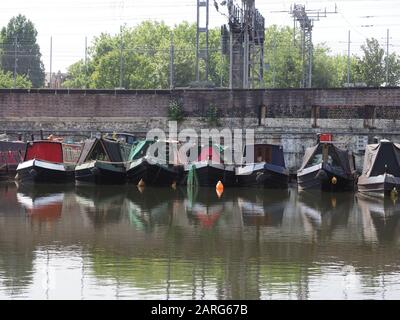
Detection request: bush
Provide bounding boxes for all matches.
[168,99,185,122]
[205,104,220,127]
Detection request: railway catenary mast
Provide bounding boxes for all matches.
[218,0,265,89]
[289,3,337,88]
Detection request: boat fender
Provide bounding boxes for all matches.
[138,178,145,187]
[90,167,100,176]
[216,180,224,192]
[391,187,398,199]
[331,176,337,185]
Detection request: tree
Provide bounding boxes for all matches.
[0,69,31,88]
[63,21,371,90]
[358,38,385,87]
[0,14,45,88]
[386,53,400,86]
[264,25,302,88]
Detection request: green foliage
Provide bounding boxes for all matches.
[0,14,44,88]
[63,21,229,89]
[62,22,400,89]
[264,25,302,88]
[205,104,220,127]
[387,53,400,86]
[359,38,386,87]
[0,69,31,88]
[168,99,185,122]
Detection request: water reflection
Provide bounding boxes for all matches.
[1,182,400,299]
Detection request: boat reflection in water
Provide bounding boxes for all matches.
[183,187,233,229]
[123,187,180,231]
[297,191,353,236]
[4,183,400,299]
[16,184,69,221]
[75,184,129,226]
[237,189,290,227]
[357,193,400,244]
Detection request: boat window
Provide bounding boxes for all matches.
[307,154,323,167]
[88,143,110,161]
[327,153,343,171]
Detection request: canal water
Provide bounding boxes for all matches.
[0,181,400,300]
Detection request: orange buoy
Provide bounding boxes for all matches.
[216,189,223,198]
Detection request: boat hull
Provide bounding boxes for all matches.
[297,163,355,192]
[16,159,75,184]
[126,158,148,185]
[236,163,289,188]
[358,174,400,197]
[127,158,182,186]
[183,162,236,187]
[75,161,126,185]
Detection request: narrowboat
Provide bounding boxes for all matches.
[0,140,26,181]
[183,144,236,187]
[103,132,137,161]
[235,144,289,188]
[297,141,357,191]
[15,140,79,184]
[358,139,400,197]
[126,140,183,186]
[75,138,126,184]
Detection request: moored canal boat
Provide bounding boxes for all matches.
[0,140,26,181]
[126,140,183,186]
[358,139,400,197]
[235,144,289,188]
[75,138,126,184]
[297,141,357,192]
[15,140,80,184]
[183,144,236,187]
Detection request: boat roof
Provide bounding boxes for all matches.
[361,140,400,178]
[299,142,352,173]
[77,138,123,164]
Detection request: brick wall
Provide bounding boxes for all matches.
[1,87,399,119]
[1,87,400,172]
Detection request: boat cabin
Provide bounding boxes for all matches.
[129,139,184,165]
[242,144,286,167]
[362,140,400,177]
[0,141,26,166]
[23,141,81,164]
[78,138,123,164]
[198,145,223,163]
[24,141,65,163]
[300,142,354,174]
[128,140,155,161]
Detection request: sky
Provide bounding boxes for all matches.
[1,0,400,73]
